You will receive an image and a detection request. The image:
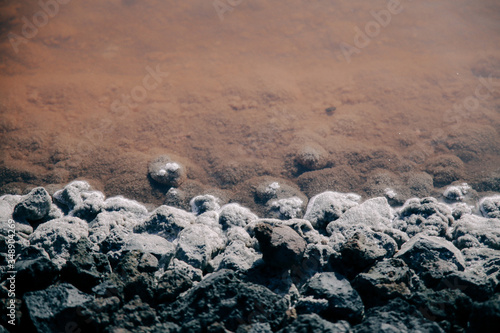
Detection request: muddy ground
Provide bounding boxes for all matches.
[1,0,499,211]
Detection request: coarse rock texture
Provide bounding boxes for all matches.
[2,183,500,333]
[254,222,307,269]
[148,155,187,187]
[479,195,500,218]
[303,191,361,232]
[13,187,52,224]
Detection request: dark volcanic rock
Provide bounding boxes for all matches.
[15,253,59,294]
[278,314,351,333]
[468,293,500,333]
[24,283,93,333]
[254,223,306,269]
[297,272,364,323]
[13,187,51,223]
[353,258,422,307]
[395,235,465,287]
[352,298,445,333]
[160,269,288,331]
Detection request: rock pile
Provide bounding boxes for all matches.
[1,181,499,332]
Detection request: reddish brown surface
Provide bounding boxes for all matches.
[1,0,500,205]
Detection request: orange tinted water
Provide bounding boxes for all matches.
[1,0,499,206]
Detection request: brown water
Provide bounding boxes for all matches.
[1,0,500,207]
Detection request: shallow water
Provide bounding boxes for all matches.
[1,0,500,206]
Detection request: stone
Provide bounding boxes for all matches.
[339,230,397,274]
[148,155,186,187]
[14,253,59,294]
[268,197,304,219]
[468,293,500,333]
[328,197,393,231]
[443,183,471,202]
[24,283,93,333]
[278,314,351,333]
[53,181,105,220]
[352,298,445,333]
[283,219,326,245]
[134,205,194,241]
[215,240,261,272]
[111,295,159,330]
[103,196,148,217]
[88,211,141,246]
[13,187,51,222]
[393,197,454,237]
[352,258,422,307]
[303,191,361,232]
[190,194,220,215]
[297,272,364,323]
[219,203,258,230]
[155,266,196,303]
[61,238,112,293]
[29,216,89,268]
[425,154,465,187]
[395,235,465,286]
[254,223,306,269]
[123,233,175,268]
[175,224,225,270]
[160,269,288,331]
[450,214,500,250]
[295,143,329,171]
[479,195,500,218]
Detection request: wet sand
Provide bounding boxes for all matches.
[1,0,500,208]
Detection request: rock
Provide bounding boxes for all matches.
[410,288,472,329]
[450,214,500,249]
[0,194,22,222]
[296,272,364,323]
[88,210,142,246]
[443,183,472,202]
[303,191,361,232]
[253,178,305,206]
[441,247,500,301]
[254,223,306,269]
[155,265,196,303]
[450,202,473,220]
[13,187,51,223]
[53,181,105,220]
[214,240,261,272]
[148,155,186,187]
[14,248,59,294]
[103,196,148,217]
[24,283,93,333]
[395,235,465,286]
[219,203,257,231]
[226,226,255,248]
[28,216,89,268]
[283,219,326,245]
[237,323,273,333]
[468,293,500,333]
[159,269,288,331]
[338,230,397,275]
[111,295,159,330]
[123,233,175,268]
[175,224,225,270]
[166,258,203,282]
[268,197,304,219]
[352,298,445,333]
[353,258,422,307]
[425,154,465,187]
[190,194,220,215]
[393,197,454,237]
[133,205,194,241]
[295,144,329,171]
[363,169,408,206]
[326,197,393,233]
[76,296,121,332]
[479,195,500,218]
[61,238,112,293]
[278,314,351,333]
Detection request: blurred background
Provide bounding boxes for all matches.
[0,0,499,206]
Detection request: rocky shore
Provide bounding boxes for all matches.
[1,180,500,332]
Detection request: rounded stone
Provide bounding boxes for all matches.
[148,155,186,187]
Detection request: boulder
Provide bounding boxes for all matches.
[219,203,258,230]
[29,216,89,268]
[296,272,364,323]
[393,197,454,237]
[303,191,361,232]
[278,314,351,333]
[175,224,225,270]
[254,223,306,269]
[352,298,444,333]
[148,155,186,187]
[268,197,305,220]
[190,194,220,215]
[134,205,194,241]
[479,195,500,218]
[450,214,500,249]
[395,235,465,286]
[160,269,288,331]
[24,283,93,333]
[13,187,52,223]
